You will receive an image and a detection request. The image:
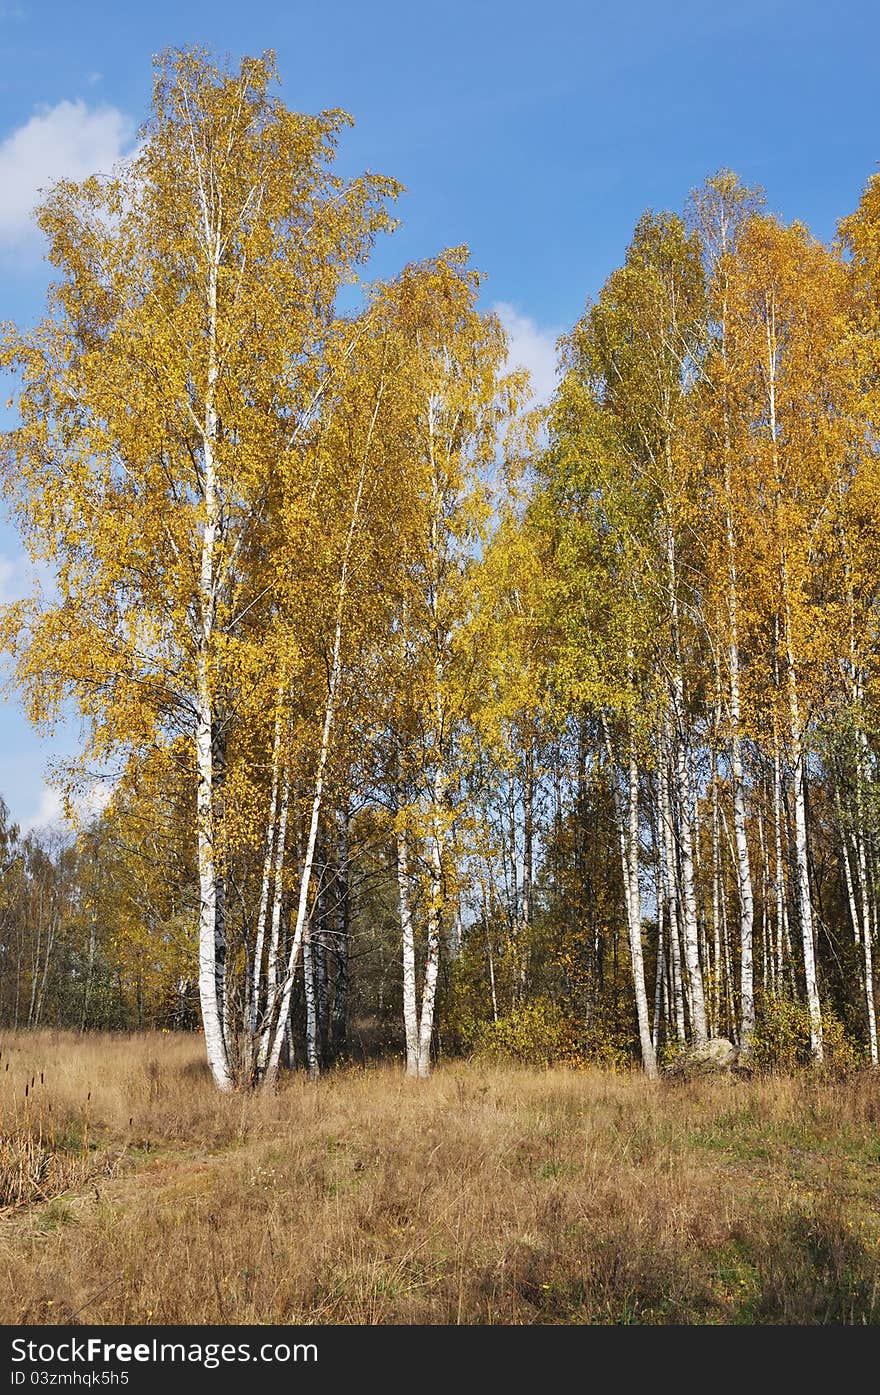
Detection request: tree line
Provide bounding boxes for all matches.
[2,49,879,1087]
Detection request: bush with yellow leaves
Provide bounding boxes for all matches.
[751,996,863,1073]
[473,997,587,1067]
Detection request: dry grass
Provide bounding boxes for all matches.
[1,1030,879,1324]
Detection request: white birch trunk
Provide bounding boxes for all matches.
[626,746,657,1077]
[772,730,790,994]
[27,886,42,1028]
[196,688,232,1086]
[764,294,822,1059]
[262,668,336,1085]
[417,764,445,1079]
[785,610,823,1061]
[487,930,499,1024]
[413,391,449,1081]
[330,808,350,1060]
[397,820,419,1077]
[653,907,665,1051]
[256,761,290,1074]
[250,701,284,1038]
[520,744,534,989]
[756,805,774,996]
[729,655,755,1051]
[303,915,320,1082]
[193,176,234,1091]
[658,742,686,1041]
[838,795,876,1064]
[672,720,707,1045]
[710,746,722,1038]
[314,904,329,1065]
[260,376,381,1085]
[721,869,735,1034]
[721,268,756,1052]
[837,787,861,951]
[653,812,665,1049]
[861,880,879,1068]
[602,715,657,1078]
[855,732,878,1066]
[664,502,707,1046]
[81,911,98,1032]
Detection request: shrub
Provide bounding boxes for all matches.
[818,1012,864,1075]
[581,1004,636,1069]
[751,997,812,1071]
[473,997,587,1067]
[752,997,863,1073]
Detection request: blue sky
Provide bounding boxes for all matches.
[0,0,878,831]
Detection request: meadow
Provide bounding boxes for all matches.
[1,1032,879,1325]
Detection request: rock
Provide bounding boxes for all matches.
[699,1036,738,1068]
[664,1036,739,1077]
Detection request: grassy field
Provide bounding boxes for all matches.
[1,1030,879,1324]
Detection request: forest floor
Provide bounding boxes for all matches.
[0,1030,879,1324]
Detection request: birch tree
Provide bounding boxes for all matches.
[378,252,519,1077]
[0,48,398,1089]
[723,216,853,1061]
[690,171,764,1053]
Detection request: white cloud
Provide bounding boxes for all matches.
[0,552,27,604]
[22,785,65,833]
[80,781,113,821]
[493,302,560,408]
[0,99,135,250]
[0,549,54,604]
[22,779,114,836]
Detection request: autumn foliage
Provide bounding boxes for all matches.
[2,50,880,1087]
